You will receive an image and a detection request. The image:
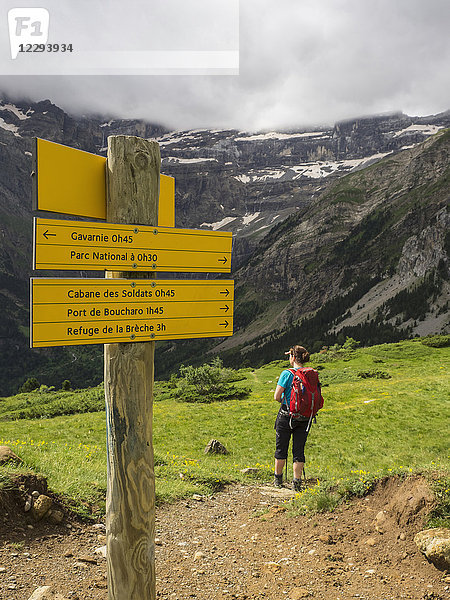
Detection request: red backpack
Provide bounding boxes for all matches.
[288,368,324,430]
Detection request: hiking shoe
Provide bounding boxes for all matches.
[292,478,303,492]
[273,474,283,488]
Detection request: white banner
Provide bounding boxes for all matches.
[2,1,239,75]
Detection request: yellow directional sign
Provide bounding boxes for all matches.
[34,218,232,273]
[32,138,175,227]
[31,279,234,347]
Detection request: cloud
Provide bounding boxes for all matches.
[1,0,449,130]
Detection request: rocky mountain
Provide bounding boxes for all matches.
[0,95,449,393]
[147,113,450,266]
[215,129,449,367]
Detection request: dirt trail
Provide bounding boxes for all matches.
[0,477,448,600]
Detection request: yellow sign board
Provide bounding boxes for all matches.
[31,279,234,347]
[34,218,232,273]
[32,138,175,227]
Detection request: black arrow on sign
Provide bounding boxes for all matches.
[218,257,228,264]
[220,305,230,312]
[220,289,230,296]
[43,230,56,240]
[220,320,229,328]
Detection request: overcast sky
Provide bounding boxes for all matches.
[2,0,450,131]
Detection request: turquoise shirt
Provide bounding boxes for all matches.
[277,369,294,410]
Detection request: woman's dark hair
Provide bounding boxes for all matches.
[290,345,310,364]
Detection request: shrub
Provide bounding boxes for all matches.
[175,358,250,403]
[168,373,178,389]
[179,363,223,394]
[179,357,236,394]
[421,335,450,348]
[342,337,360,350]
[18,377,40,393]
[357,370,391,379]
[174,384,250,403]
[61,380,72,391]
[39,384,55,393]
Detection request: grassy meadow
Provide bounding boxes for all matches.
[0,338,449,520]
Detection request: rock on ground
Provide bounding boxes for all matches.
[27,586,68,599]
[0,446,22,465]
[414,527,450,571]
[31,495,53,521]
[204,439,228,455]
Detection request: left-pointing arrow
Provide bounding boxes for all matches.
[43,230,56,239]
[220,320,229,328]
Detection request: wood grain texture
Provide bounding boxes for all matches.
[104,136,160,599]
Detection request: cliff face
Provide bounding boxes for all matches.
[0,95,449,392]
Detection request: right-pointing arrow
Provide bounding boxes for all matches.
[218,257,228,264]
[220,289,230,296]
[220,320,229,328]
[220,305,230,312]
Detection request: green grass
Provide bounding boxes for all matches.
[330,186,365,205]
[0,386,104,420]
[0,339,448,517]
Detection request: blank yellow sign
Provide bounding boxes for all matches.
[32,138,175,226]
[34,217,232,272]
[31,278,234,347]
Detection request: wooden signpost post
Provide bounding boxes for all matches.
[30,135,234,599]
[104,136,159,599]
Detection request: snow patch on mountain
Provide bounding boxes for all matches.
[235,131,330,142]
[252,223,271,233]
[0,103,32,120]
[235,174,251,183]
[200,216,237,230]
[157,132,200,146]
[157,129,233,147]
[164,156,218,164]
[242,212,261,226]
[0,118,20,136]
[233,152,393,183]
[394,124,443,137]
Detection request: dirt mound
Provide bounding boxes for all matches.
[0,476,448,600]
[384,476,436,526]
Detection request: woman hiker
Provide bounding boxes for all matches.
[273,344,312,491]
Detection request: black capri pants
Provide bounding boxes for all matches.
[274,410,309,463]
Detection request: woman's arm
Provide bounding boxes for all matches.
[274,385,284,402]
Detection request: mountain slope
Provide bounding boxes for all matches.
[215,129,449,364]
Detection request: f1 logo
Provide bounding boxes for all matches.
[8,8,50,59]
